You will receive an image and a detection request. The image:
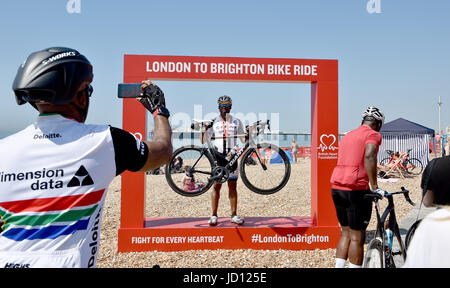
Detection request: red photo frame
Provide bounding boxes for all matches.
[118,55,340,252]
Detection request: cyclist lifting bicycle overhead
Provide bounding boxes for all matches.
[330,106,385,268]
[166,114,290,198]
[201,95,246,226]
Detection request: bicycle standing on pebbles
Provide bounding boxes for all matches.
[165,119,291,197]
[363,187,415,268]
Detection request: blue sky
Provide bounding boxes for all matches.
[1,0,449,137]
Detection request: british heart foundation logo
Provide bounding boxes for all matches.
[317,134,338,160]
[318,134,338,152]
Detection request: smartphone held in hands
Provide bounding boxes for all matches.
[117,83,142,98]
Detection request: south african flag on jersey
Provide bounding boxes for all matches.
[0,189,105,241]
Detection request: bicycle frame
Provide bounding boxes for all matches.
[369,188,414,268]
[384,149,413,171]
[373,195,406,267]
[381,150,423,180]
[196,120,269,182]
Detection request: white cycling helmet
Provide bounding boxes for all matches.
[362,106,385,125]
[218,95,232,105]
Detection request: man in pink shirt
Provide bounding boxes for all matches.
[330,106,384,268]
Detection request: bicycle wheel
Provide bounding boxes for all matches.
[363,237,384,268]
[380,157,391,166]
[240,143,291,195]
[405,219,422,250]
[404,158,423,175]
[165,146,215,197]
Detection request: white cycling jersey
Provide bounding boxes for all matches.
[211,115,244,155]
[210,115,244,180]
[0,114,147,268]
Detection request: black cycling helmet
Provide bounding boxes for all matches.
[12,47,93,107]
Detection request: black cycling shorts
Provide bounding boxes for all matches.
[331,189,373,231]
[211,150,239,181]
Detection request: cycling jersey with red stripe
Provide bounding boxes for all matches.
[211,115,244,155]
[0,113,148,268]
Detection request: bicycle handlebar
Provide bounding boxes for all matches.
[398,187,415,206]
[191,119,213,131]
[365,187,415,206]
[191,119,271,133]
[246,120,270,134]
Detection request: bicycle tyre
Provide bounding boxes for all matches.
[165,145,215,197]
[404,158,423,175]
[405,219,422,250]
[239,143,291,195]
[363,237,384,268]
[380,157,391,166]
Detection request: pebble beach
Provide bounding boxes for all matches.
[96,158,423,268]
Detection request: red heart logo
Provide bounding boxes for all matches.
[320,134,336,149]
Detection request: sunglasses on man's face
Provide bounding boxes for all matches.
[86,85,93,97]
[219,104,231,109]
[77,85,93,98]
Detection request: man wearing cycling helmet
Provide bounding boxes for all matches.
[403,156,450,267]
[330,106,384,268]
[0,47,172,268]
[203,96,245,226]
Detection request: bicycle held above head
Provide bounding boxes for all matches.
[165,119,291,197]
[379,149,423,176]
[363,187,415,268]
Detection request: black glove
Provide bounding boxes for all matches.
[139,84,166,113]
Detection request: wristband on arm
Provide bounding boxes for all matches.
[152,106,170,118]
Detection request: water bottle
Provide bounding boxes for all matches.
[386,229,393,250]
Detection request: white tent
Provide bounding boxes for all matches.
[378,118,435,166]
